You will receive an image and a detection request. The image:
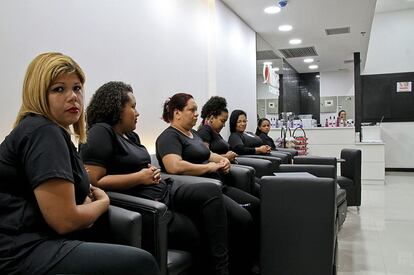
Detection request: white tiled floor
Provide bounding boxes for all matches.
[337,172,414,275]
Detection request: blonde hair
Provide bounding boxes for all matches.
[14,52,87,143]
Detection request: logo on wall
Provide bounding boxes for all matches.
[262,63,279,90]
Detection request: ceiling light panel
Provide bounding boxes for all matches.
[264,6,281,14]
[278,25,292,32]
[289,39,302,45]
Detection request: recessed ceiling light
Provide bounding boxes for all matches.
[278,25,292,32]
[264,6,281,14]
[316,75,320,78]
[304,58,314,63]
[263,61,272,65]
[289,39,302,45]
[272,67,280,72]
[309,65,318,69]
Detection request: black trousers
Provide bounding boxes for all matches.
[46,242,160,275]
[169,180,229,275]
[223,186,260,275]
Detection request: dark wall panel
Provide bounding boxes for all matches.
[299,73,321,123]
[282,61,300,115]
[362,72,414,122]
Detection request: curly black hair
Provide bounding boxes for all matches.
[86,81,133,127]
[200,96,228,124]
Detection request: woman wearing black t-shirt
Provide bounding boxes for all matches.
[0,53,159,275]
[255,118,276,149]
[197,96,238,162]
[228,110,272,155]
[228,110,293,164]
[156,93,259,275]
[80,82,230,275]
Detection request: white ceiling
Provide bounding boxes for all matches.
[222,0,414,74]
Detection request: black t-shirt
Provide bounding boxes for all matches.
[228,131,264,155]
[0,114,88,274]
[197,124,230,155]
[258,132,276,149]
[79,123,168,202]
[156,126,211,172]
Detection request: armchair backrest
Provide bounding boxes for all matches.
[278,164,337,180]
[294,156,337,170]
[340,149,361,182]
[260,176,336,275]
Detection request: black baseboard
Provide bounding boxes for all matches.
[385,168,414,172]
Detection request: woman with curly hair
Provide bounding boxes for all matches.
[197,96,238,163]
[0,53,159,275]
[80,82,231,275]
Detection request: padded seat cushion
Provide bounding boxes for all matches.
[336,188,347,205]
[337,176,354,188]
[167,249,192,275]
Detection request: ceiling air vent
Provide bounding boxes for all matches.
[257,50,280,60]
[325,27,351,36]
[278,47,318,58]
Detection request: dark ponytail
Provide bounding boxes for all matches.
[162,93,193,123]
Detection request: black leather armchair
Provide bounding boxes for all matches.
[107,192,191,275]
[109,154,256,275]
[260,176,336,275]
[89,205,143,248]
[338,149,362,208]
[278,163,337,179]
[236,157,274,178]
[292,157,348,228]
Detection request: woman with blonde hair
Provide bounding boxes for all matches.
[0,52,159,275]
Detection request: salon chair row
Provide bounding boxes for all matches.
[104,148,359,275]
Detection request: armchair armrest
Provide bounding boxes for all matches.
[161,173,222,188]
[293,156,337,169]
[107,191,171,275]
[260,176,336,275]
[236,157,274,178]
[239,155,282,171]
[91,205,142,248]
[269,151,290,163]
[278,164,337,180]
[274,148,298,156]
[226,164,256,194]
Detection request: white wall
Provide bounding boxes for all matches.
[0,0,256,152]
[320,70,354,97]
[362,8,414,169]
[214,0,256,138]
[364,9,414,75]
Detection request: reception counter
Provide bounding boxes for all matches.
[269,127,385,183]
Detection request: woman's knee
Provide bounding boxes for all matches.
[223,196,253,227]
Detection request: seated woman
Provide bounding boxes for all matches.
[156,93,259,275]
[198,96,263,196]
[0,53,159,275]
[79,82,229,275]
[228,110,291,163]
[197,96,237,162]
[255,118,276,149]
